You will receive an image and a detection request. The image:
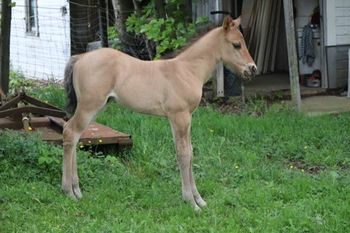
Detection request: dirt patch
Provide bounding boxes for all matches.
[215,97,246,115]
[201,95,288,116]
[287,159,325,174]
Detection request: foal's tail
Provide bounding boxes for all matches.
[64,55,80,116]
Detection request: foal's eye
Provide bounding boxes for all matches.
[232,42,241,49]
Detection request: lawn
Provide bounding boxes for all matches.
[1,86,350,232]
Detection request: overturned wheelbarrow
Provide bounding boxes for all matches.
[0,91,132,150]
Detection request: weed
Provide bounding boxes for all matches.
[244,97,268,116]
[9,70,36,95]
[8,71,65,110]
[28,80,66,109]
[273,90,285,100]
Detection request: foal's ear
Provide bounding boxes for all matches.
[222,15,233,32]
[232,16,241,27]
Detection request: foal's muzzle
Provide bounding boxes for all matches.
[242,63,257,80]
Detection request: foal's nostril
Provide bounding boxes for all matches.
[249,64,257,74]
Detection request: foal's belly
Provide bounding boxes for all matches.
[110,90,167,117]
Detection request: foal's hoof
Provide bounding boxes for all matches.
[196,198,207,208]
[72,184,83,199]
[193,204,202,212]
[62,185,83,199]
[183,198,202,212]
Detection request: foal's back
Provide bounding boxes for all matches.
[73,48,202,116]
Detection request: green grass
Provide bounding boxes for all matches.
[1,93,350,232]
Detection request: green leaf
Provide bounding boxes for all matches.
[125,0,199,59]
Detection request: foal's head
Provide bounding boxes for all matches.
[220,16,257,80]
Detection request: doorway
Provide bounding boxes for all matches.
[240,0,325,97]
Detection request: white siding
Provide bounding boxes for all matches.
[325,0,350,46]
[10,0,70,80]
[324,0,350,88]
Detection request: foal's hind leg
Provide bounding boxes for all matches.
[62,105,100,198]
[169,112,205,211]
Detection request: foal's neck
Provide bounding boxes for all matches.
[177,28,223,84]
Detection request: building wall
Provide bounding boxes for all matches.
[324,0,350,88]
[10,0,70,80]
[325,0,350,46]
[327,45,350,88]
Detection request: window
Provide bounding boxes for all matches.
[25,0,39,36]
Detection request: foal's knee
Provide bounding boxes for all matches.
[63,121,73,138]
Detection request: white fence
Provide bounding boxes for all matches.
[10,1,70,80]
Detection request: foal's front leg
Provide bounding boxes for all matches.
[189,146,207,208]
[169,112,206,211]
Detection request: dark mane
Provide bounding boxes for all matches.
[161,25,216,59]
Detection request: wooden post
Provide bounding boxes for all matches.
[270,0,281,72]
[0,0,12,95]
[216,62,224,97]
[98,0,108,48]
[347,49,350,98]
[283,0,301,111]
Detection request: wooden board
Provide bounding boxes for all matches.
[0,116,133,147]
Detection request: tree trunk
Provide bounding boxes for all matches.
[132,0,154,59]
[154,0,166,19]
[111,0,152,59]
[111,0,134,51]
[183,0,192,24]
[111,0,133,34]
[98,0,108,47]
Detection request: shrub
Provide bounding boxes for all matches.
[9,70,36,95]
[29,80,66,109]
[0,130,61,183]
[126,0,208,59]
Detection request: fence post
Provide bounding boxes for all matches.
[98,0,108,48]
[0,0,12,95]
[348,49,350,98]
[283,0,301,111]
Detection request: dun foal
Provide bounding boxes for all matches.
[62,16,256,210]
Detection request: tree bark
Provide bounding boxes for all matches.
[111,0,138,57]
[132,0,154,59]
[154,0,166,19]
[183,0,192,23]
[98,0,108,47]
[111,0,153,59]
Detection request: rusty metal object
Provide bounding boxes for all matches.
[0,92,132,149]
[42,117,132,147]
[0,91,66,120]
[22,116,32,131]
